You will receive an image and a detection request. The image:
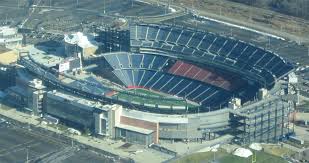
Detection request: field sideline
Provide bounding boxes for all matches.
[113,88,198,108]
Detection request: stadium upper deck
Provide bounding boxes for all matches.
[129,24,294,88]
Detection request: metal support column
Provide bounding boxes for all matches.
[274,102,278,142]
[260,112,264,142]
[281,104,284,137]
[267,110,271,143]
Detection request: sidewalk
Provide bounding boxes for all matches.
[0,104,172,163]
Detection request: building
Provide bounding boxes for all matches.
[0,26,23,48]
[0,64,16,89]
[27,79,45,115]
[44,90,157,145]
[44,90,99,131]
[58,57,82,73]
[95,27,130,53]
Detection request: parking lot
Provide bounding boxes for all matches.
[0,122,63,163]
[0,119,129,163]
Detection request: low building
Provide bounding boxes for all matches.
[288,72,298,84]
[27,79,45,115]
[6,86,28,107]
[44,90,158,145]
[0,64,16,89]
[0,26,23,48]
[44,90,98,131]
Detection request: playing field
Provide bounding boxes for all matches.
[173,149,287,163]
[113,88,198,108]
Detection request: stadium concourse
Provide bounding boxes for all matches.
[15,23,296,146]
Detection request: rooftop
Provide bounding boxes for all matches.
[0,26,17,37]
[47,90,110,111]
[28,45,64,68]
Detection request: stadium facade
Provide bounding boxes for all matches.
[13,23,297,146]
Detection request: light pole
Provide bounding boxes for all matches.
[211,148,218,163]
[103,0,106,14]
[26,147,29,163]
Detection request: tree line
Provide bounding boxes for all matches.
[228,0,309,20]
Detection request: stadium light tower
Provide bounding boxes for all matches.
[164,0,169,15]
[219,0,222,16]
[26,147,29,163]
[249,0,252,21]
[104,0,106,14]
[5,14,8,25]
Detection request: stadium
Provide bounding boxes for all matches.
[17,23,295,145]
[100,23,294,113]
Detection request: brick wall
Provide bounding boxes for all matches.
[120,116,159,143]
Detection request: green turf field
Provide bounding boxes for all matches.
[172,149,287,163]
[113,88,198,108]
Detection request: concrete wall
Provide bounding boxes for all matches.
[159,123,188,139]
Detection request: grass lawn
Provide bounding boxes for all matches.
[173,149,287,163]
[262,144,296,157]
[113,88,198,107]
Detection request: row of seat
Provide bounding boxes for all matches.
[113,68,231,106]
[103,52,168,70]
[102,52,233,106]
[168,61,234,91]
[130,24,294,85]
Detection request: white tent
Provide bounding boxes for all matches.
[64,32,97,48]
[249,143,263,151]
[233,148,253,158]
